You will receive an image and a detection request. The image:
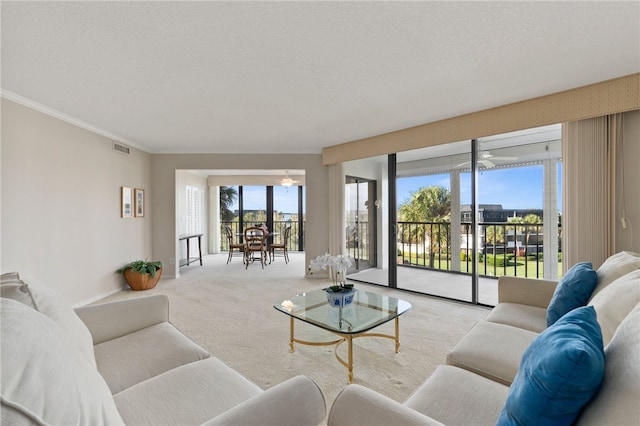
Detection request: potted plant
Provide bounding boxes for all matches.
[308,253,355,307]
[116,260,163,291]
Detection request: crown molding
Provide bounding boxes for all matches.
[1,89,149,153]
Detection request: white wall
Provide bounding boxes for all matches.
[1,99,153,306]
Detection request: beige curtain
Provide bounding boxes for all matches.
[562,114,621,271]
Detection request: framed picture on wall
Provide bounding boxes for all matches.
[121,186,133,218]
[134,188,145,217]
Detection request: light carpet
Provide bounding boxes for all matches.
[97,253,490,418]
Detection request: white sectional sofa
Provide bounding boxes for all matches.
[0,273,326,426]
[328,251,640,426]
[447,251,640,386]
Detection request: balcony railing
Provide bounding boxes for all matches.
[221,219,560,279]
[221,220,304,251]
[397,221,562,279]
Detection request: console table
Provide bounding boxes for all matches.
[179,233,203,267]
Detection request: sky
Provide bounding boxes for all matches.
[397,164,562,212]
[232,163,562,215]
[231,185,302,214]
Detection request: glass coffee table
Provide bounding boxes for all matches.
[274,287,411,383]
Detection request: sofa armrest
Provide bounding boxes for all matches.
[497,276,558,308]
[74,295,169,344]
[327,384,444,426]
[203,375,326,426]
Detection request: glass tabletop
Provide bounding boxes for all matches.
[274,288,411,334]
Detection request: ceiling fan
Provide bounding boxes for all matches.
[457,151,518,169]
[278,171,299,188]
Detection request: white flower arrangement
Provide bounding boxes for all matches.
[308,253,353,291]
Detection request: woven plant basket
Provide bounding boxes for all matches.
[123,268,162,291]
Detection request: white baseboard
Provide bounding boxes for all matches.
[72,284,129,308]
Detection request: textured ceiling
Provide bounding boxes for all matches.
[2,1,639,154]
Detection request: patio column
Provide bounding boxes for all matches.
[209,186,221,254]
[450,170,461,272]
[543,158,559,279]
[328,163,346,256]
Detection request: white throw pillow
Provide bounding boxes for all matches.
[576,302,640,426]
[0,298,124,425]
[0,271,96,366]
[592,251,640,298]
[588,269,640,345]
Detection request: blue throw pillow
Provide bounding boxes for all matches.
[497,306,604,426]
[547,262,597,326]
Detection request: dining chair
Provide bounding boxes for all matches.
[269,225,291,264]
[244,226,267,269]
[225,225,245,264]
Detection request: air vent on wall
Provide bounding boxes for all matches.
[112,142,130,155]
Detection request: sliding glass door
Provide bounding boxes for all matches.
[343,124,562,307]
[395,141,474,301]
[475,128,562,304]
[345,176,377,272]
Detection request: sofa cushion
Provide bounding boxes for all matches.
[576,303,640,426]
[592,250,640,298]
[113,357,262,426]
[546,262,597,326]
[484,302,547,333]
[0,271,96,366]
[446,321,538,385]
[328,384,444,426]
[205,375,327,426]
[94,321,211,394]
[0,298,124,425]
[405,365,509,426]
[497,306,604,426]
[588,269,640,345]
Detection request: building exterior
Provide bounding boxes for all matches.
[460,205,544,223]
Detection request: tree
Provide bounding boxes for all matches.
[484,225,505,246]
[398,185,451,267]
[243,210,267,224]
[507,214,542,255]
[399,185,451,222]
[220,186,237,221]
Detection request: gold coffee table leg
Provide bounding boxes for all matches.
[395,317,400,352]
[347,335,354,383]
[289,316,295,352]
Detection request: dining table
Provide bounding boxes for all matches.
[238,230,280,266]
